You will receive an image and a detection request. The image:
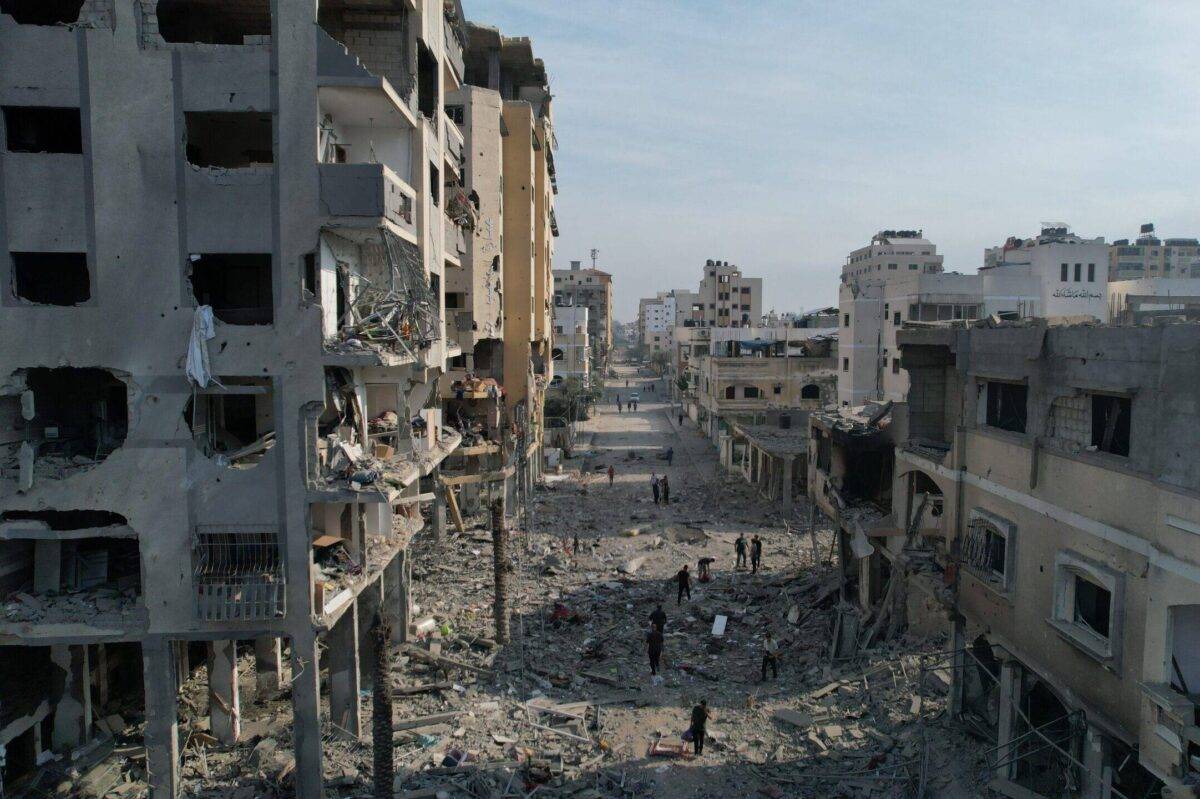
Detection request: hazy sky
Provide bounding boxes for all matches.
[470,1,1200,322]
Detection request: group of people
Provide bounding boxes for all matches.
[651,472,670,505]
[734,533,764,573]
[644,603,714,754]
[614,395,639,412]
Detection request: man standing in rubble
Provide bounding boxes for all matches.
[761,632,779,681]
[675,564,691,604]
[661,474,670,505]
[735,534,748,570]
[651,472,661,505]
[750,534,763,573]
[688,700,711,756]
[607,465,615,486]
[615,394,621,413]
[649,603,667,632]
[646,623,664,676]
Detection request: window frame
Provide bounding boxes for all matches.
[964,508,1016,593]
[1049,550,1124,667]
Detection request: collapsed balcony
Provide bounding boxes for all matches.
[182,378,275,468]
[310,500,415,621]
[320,230,440,364]
[0,532,143,634]
[0,368,128,489]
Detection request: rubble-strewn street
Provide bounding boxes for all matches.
[105,365,982,799]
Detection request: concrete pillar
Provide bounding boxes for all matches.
[96,643,110,710]
[50,644,91,751]
[208,640,239,744]
[289,630,324,799]
[142,638,180,799]
[782,457,794,506]
[432,476,446,545]
[328,601,363,740]
[33,539,61,593]
[948,615,965,717]
[254,637,283,696]
[1081,724,1112,799]
[995,655,1022,781]
[383,552,403,633]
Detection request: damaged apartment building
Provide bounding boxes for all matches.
[0,0,507,795]
[811,318,1200,799]
[437,22,557,517]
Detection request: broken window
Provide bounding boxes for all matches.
[964,510,1013,589]
[430,162,440,206]
[1,509,127,530]
[0,0,85,24]
[1073,576,1111,638]
[188,253,273,325]
[11,252,90,305]
[155,0,271,45]
[184,112,272,168]
[724,386,735,400]
[1169,605,1200,696]
[3,106,82,153]
[193,524,284,620]
[1091,393,1130,456]
[1,368,127,485]
[183,379,275,467]
[985,381,1027,434]
[417,40,438,118]
[743,386,761,399]
[0,536,141,623]
[801,384,820,400]
[891,358,900,375]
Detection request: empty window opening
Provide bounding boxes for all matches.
[416,40,438,119]
[429,162,440,206]
[445,291,464,309]
[155,0,271,45]
[801,384,820,400]
[302,252,317,298]
[892,358,900,375]
[3,106,82,153]
[0,537,141,624]
[743,386,761,399]
[0,0,86,24]
[183,379,275,467]
[551,347,564,361]
[184,112,272,168]
[1091,394,1130,456]
[724,386,736,400]
[1,509,127,530]
[188,253,273,325]
[0,368,127,483]
[11,252,90,305]
[1073,575,1111,638]
[1169,605,1200,696]
[985,381,1027,434]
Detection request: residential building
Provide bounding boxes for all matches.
[553,260,613,369]
[697,259,762,328]
[819,320,1200,798]
[464,23,557,484]
[639,291,676,353]
[1109,223,1200,281]
[0,1,467,795]
[552,303,590,385]
[840,226,1111,407]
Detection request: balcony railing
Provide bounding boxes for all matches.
[319,162,416,237]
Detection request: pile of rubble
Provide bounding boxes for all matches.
[2,585,143,627]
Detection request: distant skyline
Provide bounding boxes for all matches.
[471,1,1200,321]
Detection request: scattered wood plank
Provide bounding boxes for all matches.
[393,711,462,732]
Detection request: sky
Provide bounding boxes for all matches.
[469,0,1200,322]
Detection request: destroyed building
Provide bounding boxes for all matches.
[553,261,613,371]
[0,0,488,795]
[816,320,1200,798]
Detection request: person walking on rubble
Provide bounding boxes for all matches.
[646,623,664,676]
[675,564,691,604]
[761,632,780,681]
[688,700,711,756]
[735,534,748,570]
[607,465,615,486]
[649,603,667,632]
[651,472,660,505]
[750,534,763,573]
[616,395,621,413]
[678,412,684,426]
[697,556,715,582]
[661,474,670,505]
[665,447,674,466]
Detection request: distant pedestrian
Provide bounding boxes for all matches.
[633,400,639,411]
[647,624,664,675]
[761,632,779,681]
[607,465,615,486]
[661,474,670,505]
[735,534,748,569]
[665,447,674,466]
[649,603,667,632]
[678,412,684,426]
[675,564,691,604]
[750,535,763,573]
[651,472,660,505]
[688,700,711,756]
[616,395,621,413]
